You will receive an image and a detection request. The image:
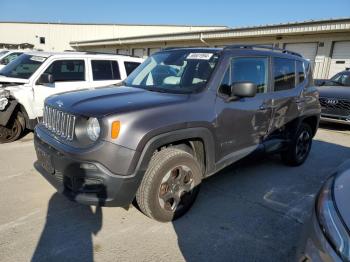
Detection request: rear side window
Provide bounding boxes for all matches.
[91,60,120,80]
[231,57,268,93]
[45,60,85,82]
[124,61,141,76]
[273,58,296,91]
[296,60,305,84]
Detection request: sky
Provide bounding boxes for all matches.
[1,0,350,28]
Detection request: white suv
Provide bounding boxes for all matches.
[0,51,143,142]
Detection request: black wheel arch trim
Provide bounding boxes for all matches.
[132,127,216,179]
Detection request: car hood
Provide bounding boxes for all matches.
[334,161,350,232]
[46,85,190,117]
[317,86,350,100]
[0,76,29,86]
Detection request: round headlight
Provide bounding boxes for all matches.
[86,118,100,141]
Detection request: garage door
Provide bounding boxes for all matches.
[133,48,145,58]
[284,43,318,64]
[328,41,350,78]
[149,48,161,55]
[117,49,129,55]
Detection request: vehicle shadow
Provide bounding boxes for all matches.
[31,193,103,262]
[172,139,350,262]
[319,122,350,132]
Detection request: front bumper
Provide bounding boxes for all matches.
[299,212,342,262]
[320,114,350,125]
[34,126,142,207]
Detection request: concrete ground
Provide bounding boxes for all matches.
[0,124,349,262]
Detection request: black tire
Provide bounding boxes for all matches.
[281,123,313,166]
[0,114,23,143]
[136,147,202,222]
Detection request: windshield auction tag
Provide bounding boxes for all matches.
[30,56,46,62]
[186,53,213,60]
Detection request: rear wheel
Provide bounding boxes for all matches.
[281,123,313,166]
[136,147,202,222]
[0,114,23,143]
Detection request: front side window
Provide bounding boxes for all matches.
[273,58,296,91]
[0,52,23,65]
[219,57,268,96]
[231,57,268,94]
[0,54,46,79]
[124,50,220,93]
[91,60,120,80]
[124,61,141,76]
[44,60,85,82]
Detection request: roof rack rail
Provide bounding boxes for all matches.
[82,51,140,58]
[224,44,303,57]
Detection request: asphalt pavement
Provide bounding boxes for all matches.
[0,124,349,262]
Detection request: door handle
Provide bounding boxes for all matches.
[259,104,276,111]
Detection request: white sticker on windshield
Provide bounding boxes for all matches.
[186,53,213,60]
[30,56,46,62]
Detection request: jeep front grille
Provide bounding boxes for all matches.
[42,105,76,141]
[319,97,350,117]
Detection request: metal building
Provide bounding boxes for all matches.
[0,21,227,52]
[72,18,350,78]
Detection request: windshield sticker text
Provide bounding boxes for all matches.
[186,53,213,60]
[30,56,46,62]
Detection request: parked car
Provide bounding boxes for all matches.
[34,45,321,222]
[0,50,24,70]
[299,160,350,262]
[317,70,350,126]
[0,51,143,143]
[0,49,9,58]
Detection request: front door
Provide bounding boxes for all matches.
[33,59,88,117]
[215,56,273,164]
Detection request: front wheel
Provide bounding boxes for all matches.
[0,114,23,143]
[136,147,202,222]
[281,123,313,166]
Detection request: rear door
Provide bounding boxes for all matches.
[268,57,301,131]
[215,56,273,163]
[89,59,123,88]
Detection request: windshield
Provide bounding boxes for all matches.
[0,54,46,79]
[330,73,350,86]
[124,50,220,93]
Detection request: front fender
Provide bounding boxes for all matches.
[0,100,17,126]
[132,127,216,176]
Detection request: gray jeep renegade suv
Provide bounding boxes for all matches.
[34,45,321,222]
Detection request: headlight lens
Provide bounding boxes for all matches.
[0,89,10,98]
[86,118,100,142]
[0,97,8,111]
[316,176,350,261]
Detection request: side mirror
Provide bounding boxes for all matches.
[229,82,257,100]
[37,73,54,85]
